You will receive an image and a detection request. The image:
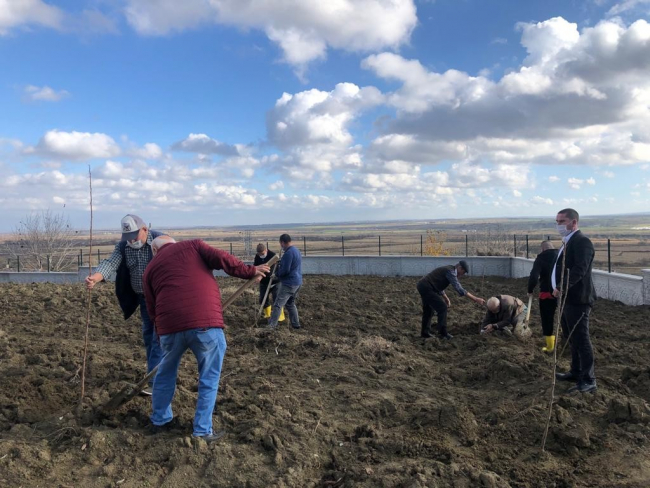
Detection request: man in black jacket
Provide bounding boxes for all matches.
[552,208,597,393]
[253,244,284,321]
[528,241,559,353]
[417,261,485,340]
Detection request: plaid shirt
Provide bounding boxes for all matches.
[96,230,159,294]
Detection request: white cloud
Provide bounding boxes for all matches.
[123,0,417,75]
[531,195,554,205]
[549,175,560,182]
[513,189,522,197]
[269,180,284,191]
[587,177,596,185]
[607,0,650,16]
[23,85,69,102]
[361,18,650,169]
[491,37,508,45]
[171,133,240,156]
[0,0,64,35]
[28,130,121,161]
[601,170,615,178]
[568,177,584,189]
[129,143,163,160]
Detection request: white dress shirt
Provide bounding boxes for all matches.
[551,229,578,290]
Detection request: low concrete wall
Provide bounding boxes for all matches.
[0,271,80,284]
[2,258,648,306]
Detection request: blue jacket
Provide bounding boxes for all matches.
[276,245,302,286]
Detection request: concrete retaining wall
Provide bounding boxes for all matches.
[2,257,648,306]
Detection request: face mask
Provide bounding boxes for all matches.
[556,224,571,237]
[259,253,267,259]
[127,239,144,249]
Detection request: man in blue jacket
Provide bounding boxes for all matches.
[268,234,302,329]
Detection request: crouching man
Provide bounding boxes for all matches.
[143,236,270,441]
[481,295,530,339]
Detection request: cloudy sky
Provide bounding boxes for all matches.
[1,0,650,231]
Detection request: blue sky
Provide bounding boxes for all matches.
[1,0,650,231]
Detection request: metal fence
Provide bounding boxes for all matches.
[1,233,649,276]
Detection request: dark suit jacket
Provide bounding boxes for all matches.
[554,230,597,306]
[528,248,559,294]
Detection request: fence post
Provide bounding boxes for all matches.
[342,236,345,256]
[97,249,100,266]
[80,249,83,268]
[266,241,269,252]
[526,235,529,259]
[420,235,423,256]
[303,236,307,257]
[608,238,611,273]
[47,255,51,273]
[465,235,468,257]
[514,235,517,258]
[229,242,233,255]
[378,236,381,256]
[17,255,20,273]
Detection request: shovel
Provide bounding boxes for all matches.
[514,295,534,341]
[100,260,275,413]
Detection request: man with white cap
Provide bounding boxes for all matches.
[85,214,166,395]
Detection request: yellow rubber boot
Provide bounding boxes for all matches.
[279,308,286,322]
[263,306,272,319]
[542,335,555,353]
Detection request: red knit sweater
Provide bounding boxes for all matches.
[143,240,257,335]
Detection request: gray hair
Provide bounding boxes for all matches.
[541,240,554,251]
[487,297,500,312]
[152,235,176,253]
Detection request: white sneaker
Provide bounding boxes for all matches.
[140,386,153,396]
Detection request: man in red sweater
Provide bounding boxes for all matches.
[143,236,270,441]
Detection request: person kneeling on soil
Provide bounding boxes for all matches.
[417,260,486,340]
[143,236,270,441]
[481,295,529,338]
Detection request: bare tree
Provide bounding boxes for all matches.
[4,210,77,271]
[472,225,514,256]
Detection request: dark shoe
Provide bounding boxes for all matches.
[194,430,226,443]
[148,417,181,434]
[292,325,301,330]
[440,333,454,341]
[573,381,597,393]
[556,372,578,382]
[421,331,434,338]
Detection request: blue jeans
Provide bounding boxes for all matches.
[151,327,227,437]
[269,283,301,328]
[139,296,163,385]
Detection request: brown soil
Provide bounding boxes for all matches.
[1,276,649,488]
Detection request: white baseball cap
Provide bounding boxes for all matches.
[120,214,146,241]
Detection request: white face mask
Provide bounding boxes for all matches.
[556,224,571,237]
[127,239,145,249]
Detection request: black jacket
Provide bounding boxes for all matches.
[528,248,559,294]
[116,230,163,320]
[254,250,277,286]
[554,230,597,306]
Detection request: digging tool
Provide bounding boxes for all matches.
[101,264,273,412]
[255,256,280,322]
[514,295,533,341]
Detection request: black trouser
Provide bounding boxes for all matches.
[417,281,448,336]
[259,281,277,307]
[539,298,557,336]
[561,303,595,383]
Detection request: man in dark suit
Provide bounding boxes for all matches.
[552,208,597,393]
[528,241,559,353]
